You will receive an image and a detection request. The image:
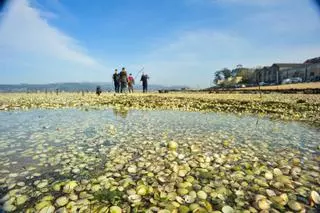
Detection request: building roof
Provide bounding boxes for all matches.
[272,63,304,68]
[304,57,320,64]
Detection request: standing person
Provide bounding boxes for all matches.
[128,73,135,93]
[140,72,149,93]
[119,67,128,93]
[112,69,120,93]
[96,86,102,96]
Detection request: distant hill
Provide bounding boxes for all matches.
[0,82,189,92]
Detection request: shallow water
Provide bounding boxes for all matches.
[0,109,319,212]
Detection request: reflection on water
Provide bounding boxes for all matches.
[112,107,129,119]
[0,109,319,212]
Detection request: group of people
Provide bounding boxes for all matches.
[112,67,149,93]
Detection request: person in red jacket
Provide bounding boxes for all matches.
[128,73,135,93]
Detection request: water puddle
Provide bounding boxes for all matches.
[0,109,319,212]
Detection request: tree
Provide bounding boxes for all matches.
[214,68,232,85]
[214,71,223,84]
[221,68,232,79]
[236,69,255,84]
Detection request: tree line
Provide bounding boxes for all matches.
[213,65,257,87]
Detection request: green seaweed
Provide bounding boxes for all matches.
[94,189,124,205]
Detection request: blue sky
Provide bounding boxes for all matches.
[0,0,320,88]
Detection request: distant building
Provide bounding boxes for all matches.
[255,62,315,84]
[280,65,306,82]
[255,66,271,84]
[271,63,304,84]
[278,57,320,82]
[305,57,320,81]
[221,56,320,86]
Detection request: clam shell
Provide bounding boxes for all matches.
[197,191,207,200]
[168,141,178,150]
[37,180,48,189]
[189,203,200,211]
[16,195,28,205]
[183,195,195,203]
[265,171,273,180]
[273,168,283,176]
[222,205,234,213]
[3,203,16,212]
[288,200,302,211]
[63,181,78,193]
[110,206,122,213]
[35,201,51,210]
[136,185,148,196]
[266,189,276,197]
[39,205,55,213]
[56,196,69,207]
[257,199,271,210]
[55,207,68,213]
[310,191,320,204]
[127,165,137,173]
[179,205,190,213]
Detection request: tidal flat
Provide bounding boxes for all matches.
[0,93,320,126]
[0,93,319,212]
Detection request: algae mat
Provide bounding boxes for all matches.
[0,109,319,212]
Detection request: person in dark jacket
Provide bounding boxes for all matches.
[96,86,102,96]
[140,73,149,93]
[119,67,128,93]
[112,69,120,93]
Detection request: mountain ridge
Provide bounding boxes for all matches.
[0,82,189,92]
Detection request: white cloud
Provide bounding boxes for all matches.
[0,0,99,67]
[39,10,59,19]
[141,0,320,88]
